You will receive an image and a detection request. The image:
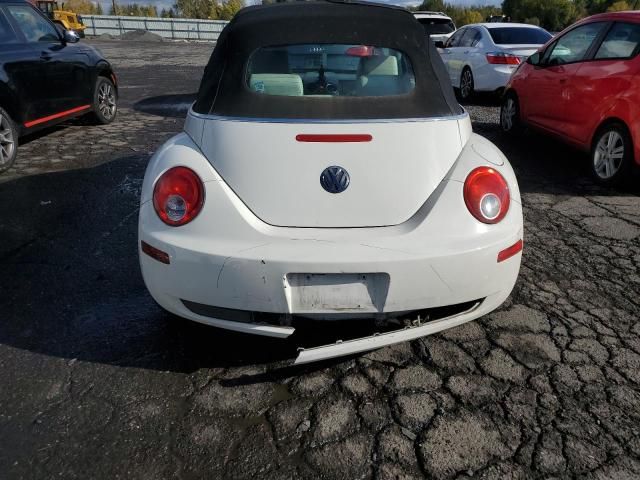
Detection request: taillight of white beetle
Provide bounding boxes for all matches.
[463,166,510,224]
[152,166,205,226]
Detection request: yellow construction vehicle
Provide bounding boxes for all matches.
[32,0,87,37]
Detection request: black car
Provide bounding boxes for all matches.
[0,0,117,173]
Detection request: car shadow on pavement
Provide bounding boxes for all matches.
[133,94,197,118]
[0,154,356,376]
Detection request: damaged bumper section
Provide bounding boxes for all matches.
[182,298,489,364]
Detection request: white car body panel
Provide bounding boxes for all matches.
[194,114,468,228]
[139,110,523,363]
[440,23,548,93]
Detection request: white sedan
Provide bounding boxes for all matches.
[440,23,552,100]
[138,2,524,364]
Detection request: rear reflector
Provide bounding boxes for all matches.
[497,239,523,263]
[141,241,170,264]
[296,134,372,143]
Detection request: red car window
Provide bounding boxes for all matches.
[545,22,606,65]
[595,22,640,60]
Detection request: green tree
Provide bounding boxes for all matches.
[175,0,218,18]
[417,0,447,12]
[456,9,484,25]
[607,0,631,10]
[413,2,503,27]
[64,0,103,14]
[216,0,243,20]
[503,0,579,31]
[109,3,158,16]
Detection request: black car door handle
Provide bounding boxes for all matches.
[41,52,52,60]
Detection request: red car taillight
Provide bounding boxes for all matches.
[153,167,204,226]
[463,167,510,224]
[486,52,521,65]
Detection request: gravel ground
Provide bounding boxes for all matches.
[1,40,640,479]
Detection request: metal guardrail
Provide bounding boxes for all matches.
[82,15,228,42]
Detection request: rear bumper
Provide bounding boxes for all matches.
[140,206,522,319]
[140,217,521,363]
[138,131,523,362]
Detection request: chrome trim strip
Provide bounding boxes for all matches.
[188,107,470,124]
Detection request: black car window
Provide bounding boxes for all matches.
[446,28,465,48]
[417,18,456,35]
[0,10,18,43]
[488,27,552,45]
[595,22,640,60]
[6,5,59,43]
[460,28,481,48]
[545,22,606,65]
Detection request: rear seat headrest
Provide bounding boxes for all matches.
[249,74,304,96]
[361,56,399,76]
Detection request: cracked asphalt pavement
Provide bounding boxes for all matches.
[1,40,640,479]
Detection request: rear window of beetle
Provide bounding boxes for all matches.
[246,44,416,97]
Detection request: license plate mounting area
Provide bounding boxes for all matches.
[285,273,390,313]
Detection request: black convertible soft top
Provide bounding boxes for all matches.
[193,0,462,120]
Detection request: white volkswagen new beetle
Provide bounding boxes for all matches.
[139,1,523,364]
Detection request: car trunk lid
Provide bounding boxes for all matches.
[198,116,467,228]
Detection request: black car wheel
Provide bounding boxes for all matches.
[91,77,117,125]
[500,92,522,134]
[0,107,18,174]
[459,67,474,101]
[590,123,633,186]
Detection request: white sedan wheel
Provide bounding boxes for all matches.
[459,69,474,100]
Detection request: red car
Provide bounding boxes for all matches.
[500,12,640,184]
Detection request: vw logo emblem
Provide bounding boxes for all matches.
[320,166,350,194]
